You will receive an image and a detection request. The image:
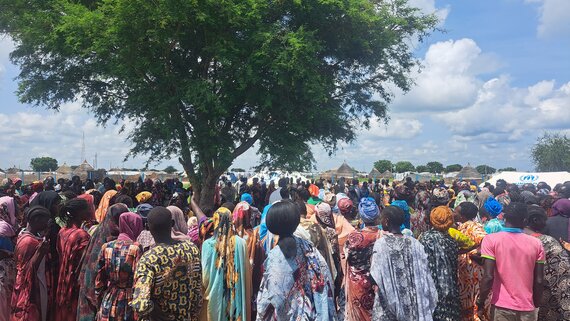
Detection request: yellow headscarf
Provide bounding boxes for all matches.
[135,191,152,204]
[95,190,118,223]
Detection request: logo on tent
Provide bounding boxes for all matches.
[519,175,539,183]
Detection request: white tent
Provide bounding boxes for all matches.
[481,171,570,188]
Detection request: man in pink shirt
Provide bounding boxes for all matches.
[478,202,545,321]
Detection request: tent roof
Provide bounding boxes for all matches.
[455,165,481,180]
[57,163,73,174]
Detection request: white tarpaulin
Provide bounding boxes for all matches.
[482,171,570,187]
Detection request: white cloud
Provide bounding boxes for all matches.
[407,0,450,26]
[366,116,423,139]
[391,38,501,112]
[526,0,570,38]
[0,36,15,81]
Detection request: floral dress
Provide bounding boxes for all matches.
[457,221,487,321]
[95,240,143,321]
[420,229,460,321]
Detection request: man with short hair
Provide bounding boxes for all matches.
[130,207,202,321]
[478,202,544,321]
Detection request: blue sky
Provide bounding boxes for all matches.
[1,0,569,173]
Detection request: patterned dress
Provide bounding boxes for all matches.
[370,234,438,321]
[130,241,202,321]
[256,237,336,321]
[420,229,460,321]
[457,221,487,321]
[534,234,570,321]
[55,226,91,321]
[95,240,143,321]
[344,227,379,321]
[412,191,430,238]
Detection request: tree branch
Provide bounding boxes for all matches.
[232,129,262,159]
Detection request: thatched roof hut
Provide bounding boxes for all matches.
[455,165,481,181]
[336,162,357,178]
[73,160,95,179]
[369,167,381,178]
[380,170,393,179]
[57,163,73,175]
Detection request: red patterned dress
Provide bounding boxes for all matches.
[55,226,90,321]
[344,227,379,321]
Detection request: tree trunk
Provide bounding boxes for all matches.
[198,173,218,210]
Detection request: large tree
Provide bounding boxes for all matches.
[445,164,463,173]
[532,132,570,172]
[476,165,496,175]
[373,159,393,173]
[30,157,58,172]
[395,161,415,173]
[426,161,444,174]
[0,0,437,207]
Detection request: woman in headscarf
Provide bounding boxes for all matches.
[455,202,488,321]
[0,197,16,321]
[524,206,570,321]
[420,206,460,321]
[370,206,438,321]
[201,207,251,321]
[95,190,118,223]
[344,198,381,321]
[77,203,129,321]
[413,186,431,238]
[483,197,504,234]
[256,200,336,321]
[29,191,62,320]
[476,189,493,211]
[10,206,51,321]
[95,212,143,321]
[167,205,190,241]
[233,201,265,321]
[545,199,570,242]
[55,198,91,321]
[135,191,152,205]
[314,202,343,312]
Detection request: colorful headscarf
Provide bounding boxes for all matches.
[552,199,570,218]
[135,191,152,204]
[394,184,411,200]
[135,203,153,218]
[391,200,411,229]
[430,206,454,231]
[95,190,118,222]
[240,193,253,205]
[211,207,239,304]
[77,193,95,220]
[432,187,450,206]
[0,196,17,228]
[315,202,335,229]
[117,212,144,241]
[359,197,380,224]
[337,197,354,216]
[259,204,272,240]
[232,201,252,236]
[484,197,503,218]
[308,184,320,198]
[495,193,511,207]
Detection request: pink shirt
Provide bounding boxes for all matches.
[481,231,545,311]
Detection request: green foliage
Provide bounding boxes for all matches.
[395,161,415,173]
[445,164,463,173]
[426,161,444,173]
[0,0,437,205]
[415,165,429,173]
[30,157,58,172]
[373,160,393,173]
[532,133,570,171]
[230,168,246,173]
[499,167,517,172]
[476,165,496,174]
[163,165,178,174]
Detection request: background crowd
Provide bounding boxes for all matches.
[0,174,570,321]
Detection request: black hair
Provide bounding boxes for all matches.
[458,202,479,220]
[59,198,89,226]
[279,187,290,200]
[109,203,129,226]
[62,190,78,200]
[266,200,300,259]
[381,206,405,229]
[221,202,235,213]
[297,188,310,202]
[147,206,173,237]
[503,202,528,228]
[295,199,307,217]
[493,188,506,197]
[526,205,547,232]
[115,194,134,208]
[26,205,51,223]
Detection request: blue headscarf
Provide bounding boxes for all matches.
[359,197,380,224]
[484,197,503,218]
[240,193,253,205]
[391,200,411,229]
[259,204,272,240]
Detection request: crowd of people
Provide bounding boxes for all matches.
[0,174,570,321]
